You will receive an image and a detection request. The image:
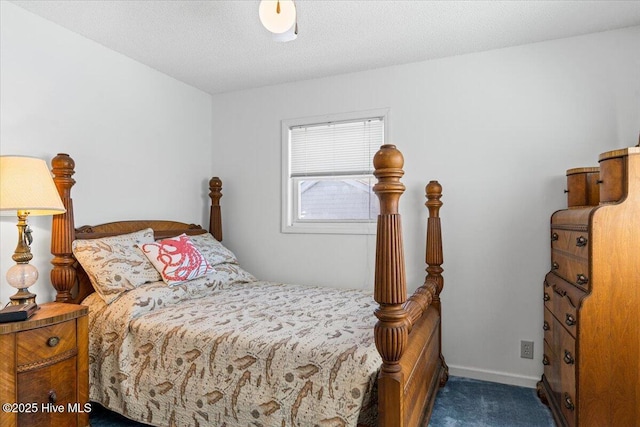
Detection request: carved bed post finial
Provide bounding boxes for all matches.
[373,144,409,424]
[50,153,76,302]
[209,177,223,241]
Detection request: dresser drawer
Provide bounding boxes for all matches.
[556,323,577,427]
[598,154,624,203]
[544,324,577,427]
[550,251,590,289]
[543,307,554,345]
[543,340,576,427]
[566,167,599,207]
[544,273,582,338]
[543,340,558,397]
[17,320,77,366]
[551,229,590,258]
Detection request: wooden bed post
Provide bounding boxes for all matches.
[373,144,409,426]
[425,181,444,306]
[209,177,223,241]
[425,180,449,385]
[50,153,77,302]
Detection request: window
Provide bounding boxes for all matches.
[281,109,388,234]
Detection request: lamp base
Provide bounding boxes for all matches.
[9,288,37,306]
[6,262,39,307]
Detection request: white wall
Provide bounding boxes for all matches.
[0,3,213,304]
[2,0,638,388]
[211,26,640,386]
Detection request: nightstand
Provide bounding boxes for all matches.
[0,302,89,427]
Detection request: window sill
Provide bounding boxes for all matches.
[281,221,377,235]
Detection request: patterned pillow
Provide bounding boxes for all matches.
[188,233,238,266]
[72,228,161,304]
[141,234,214,286]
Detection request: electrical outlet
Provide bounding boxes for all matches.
[521,340,534,359]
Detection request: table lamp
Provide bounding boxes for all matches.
[0,156,66,306]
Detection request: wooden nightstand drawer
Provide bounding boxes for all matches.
[17,321,76,366]
[0,302,88,427]
[17,356,77,427]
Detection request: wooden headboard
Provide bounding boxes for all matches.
[49,153,222,304]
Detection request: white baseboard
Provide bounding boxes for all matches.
[448,364,541,388]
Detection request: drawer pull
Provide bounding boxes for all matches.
[564,393,575,411]
[47,336,60,347]
[564,350,575,365]
[542,354,549,366]
[551,232,559,242]
[552,261,559,270]
[543,321,550,331]
[597,180,604,184]
[565,314,576,326]
[563,189,569,194]
[48,390,57,404]
[544,293,550,302]
[576,236,588,247]
[576,274,589,286]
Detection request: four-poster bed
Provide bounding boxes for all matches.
[49,144,448,426]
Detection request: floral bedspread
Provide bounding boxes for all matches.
[84,277,381,427]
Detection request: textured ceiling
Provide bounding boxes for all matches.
[10,0,640,95]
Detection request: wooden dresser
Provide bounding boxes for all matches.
[0,302,89,427]
[537,147,640,426]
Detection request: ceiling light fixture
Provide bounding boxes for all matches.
[259,0,298,42]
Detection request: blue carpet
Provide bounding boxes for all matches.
[89,376,554,426]
[90,403,150,426]
[429,376,554,427]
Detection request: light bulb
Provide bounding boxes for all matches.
[259,0,296,34]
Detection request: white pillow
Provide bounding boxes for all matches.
[72,228,161,304]
[188,233,239,266]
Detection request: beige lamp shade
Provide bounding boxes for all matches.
[0,156,66,216]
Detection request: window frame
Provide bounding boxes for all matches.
[281,108,389,235]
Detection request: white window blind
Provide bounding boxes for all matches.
[281,109,388,234]
[290,118,384,177]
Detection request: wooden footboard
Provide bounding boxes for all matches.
[373,145,448,426]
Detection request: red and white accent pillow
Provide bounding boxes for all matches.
[141,234,214,286]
